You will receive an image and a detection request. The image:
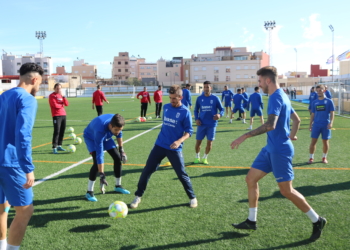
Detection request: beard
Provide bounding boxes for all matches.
[30,87,38,96]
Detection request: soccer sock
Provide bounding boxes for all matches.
[306,208,319,223]
[115,177,121,186]
[248,207,257,222]
[196,153,200,158]
[87,180,95,192]
[230,119,232,122]
[243,119,246,123]
[323,153,328,158]
[203,154,208,159]
[310,154,314,159]
[6,244,19,250]
[0,239,7,250]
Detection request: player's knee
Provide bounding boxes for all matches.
[279,188,293,198]
[245,175,256,186]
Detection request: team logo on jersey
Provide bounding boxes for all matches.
[176,112,180,118]
[324,100,327,104]
[316,105,326,111]
[202,99,204,102]
[210,100,213,104]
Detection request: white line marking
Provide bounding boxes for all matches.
[33,123,163,186]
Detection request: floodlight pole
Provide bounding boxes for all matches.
[294,48,298,87]
[264,21,276,66]
[35,31,46,57]
[329,25,334,82]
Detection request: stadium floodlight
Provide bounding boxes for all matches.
[264,20,276,66]
[35,31,47,57]
[329,25,334,82]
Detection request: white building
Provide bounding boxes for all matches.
[1,52,53,76]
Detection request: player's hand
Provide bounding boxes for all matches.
[289,135,297,140]
[190,106,192,109]
[170,140,181,149]
[99,172,108,186]
[213,114,221,120]
[121,153,127,164]
[107,101,109,104]
[92,106,94,109]
[195,119,201,126]
[327,123,332,129]
[23,172,35,189]
[231,135,247,149]
[309,126,312,131]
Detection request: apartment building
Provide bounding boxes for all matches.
[112,52,130,81]
[157,57,183,85]
[72,59,97,80]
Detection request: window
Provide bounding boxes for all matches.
[251,65,256,69]
[131,66,135,68]
[83,71,86,73]
[36,62,41,65]
[140,67,144,69]
[226,76,230,81]
[236,75,241,79]
[244,74,249,78]
[153,67,157,71]
[90,71,93,73]
[74,71,79,74]
[126,77,128,79]
[214,75,219,81]
[141,73,144,75]
[147,73,151,75]
[44,69,48,73]
[17,62,21,66]
[226,66,231,73]
[185,70,188,78]
[125,62,128,65]
[72,77,77,79]
[146,66,151,69]
[118,69,121,72]
[186,80,188,83]
[214,67,219,73]
[194,75,199,81]
[202,75,206,80]
[118,61,121,65]
[131,72,135,75]
[236,66,241,70]
[175,65,178,67]
[244,66,249,70]
[43,62,48,68]
[194,67,198,71]
[234,56,248,60]
[17,70,20,73]
[202,67,206,71]
[125,69,128,72]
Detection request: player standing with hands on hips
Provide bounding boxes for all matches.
[0,63,43,250]
[230,66,326,242]
[49,83,69,154]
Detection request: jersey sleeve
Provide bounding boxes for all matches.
[183,110,193,136]
[268,95,283,116]
[116,130,123,139]
[49,94,60,109]
[63,97,69,106]
[15,96,37,173]
[260,94,264,109]
[187,91,192,106]
[221,92,224,102]
[329,99,335,111]
[216,96,224,116]
[194,98,200,120]
[94,131,106,165]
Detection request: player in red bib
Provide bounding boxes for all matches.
[153,85,163,118]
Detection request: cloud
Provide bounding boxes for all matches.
[302,14,323,39]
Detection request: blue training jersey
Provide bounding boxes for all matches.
[248,92,263,110]
[156,103,193,151]
[308,92,318,110]
[311,98,335,126]
[194,94,224,127]
[266,88,295,154]
[221,90,234,103]
[182,89,192,107]
[242,92,249,104]
[84,114,123,164]
[233,94,248,108]
[325,90,332,99]
[0,87,37,173]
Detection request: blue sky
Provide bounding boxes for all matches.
[1,0,349,78]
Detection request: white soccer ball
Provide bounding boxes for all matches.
[74,137,82,145]
[67,144,76,153]
[135,117,141,122]
[108,201,128,219]
[67,127,74,133]
[69,133,76,140]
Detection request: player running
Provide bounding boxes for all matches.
[308,84,335,164]
[230,66,326,242]
[130,85,197,209]
[230,89,248,124]
[247,86,264,130]
[92,85,109,116]
[194,81,224,165]
[84,114,129,202]
[221,85,234,118]
[182,83,192,109]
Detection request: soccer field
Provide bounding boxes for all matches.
[12,96,350,249]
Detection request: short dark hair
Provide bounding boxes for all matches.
[237,88,242,92]
[110,114,125,128]
[254,86,259,91]
[186,83,191,87]
[257,66,277,84]
[19,62,44,76]
[241,87,245,90]
[97,85,101,89]
[169,84,183,96]
[54,83,61,89]
[158,85,161,88]
[316,84,325,90]
[203,81,211,85]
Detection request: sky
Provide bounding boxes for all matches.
[1,0,349,78]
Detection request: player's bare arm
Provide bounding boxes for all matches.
[170,132,190,149]
[213,114,221,120]
[309,113,315,131]
[328,111,334,129]
[289,112,301,140]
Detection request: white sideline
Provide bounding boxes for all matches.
[33,123,162,187]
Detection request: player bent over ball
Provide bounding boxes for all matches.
[83,114,129,202]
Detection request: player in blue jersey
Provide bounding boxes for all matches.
[230,66,326,241]
[308,87,318,115]
[324,85,332,99]
[246,86,264,130]
[130,85,197,209]
[308,85,335,164]
[194,81,224,165]
[0,63,43,250]
[83,114,129,202]
[221,85,234,118]
[241,87,249,111]
[182,83,192,109]
[230,89,248,124]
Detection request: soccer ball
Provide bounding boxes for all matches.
[108,201,128,219]
[74,137,82,145]
[67,127,74,133]
[135,117,141,122]
[67,144,76,153]
[69,133,76,140]
[147,116,152,120]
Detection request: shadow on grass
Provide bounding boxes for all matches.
[190,169,248,179]
[69,224,110,233]
[256,239,312,249]
[122,231,249,250]
[128,203,189,214]
[239,181,350,202]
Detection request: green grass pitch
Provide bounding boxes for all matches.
[8,95,350,249]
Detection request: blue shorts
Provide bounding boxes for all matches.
[224,101,232,108]
[251,147,294,183]
[232,107,245,113]
[243,103,248,109]
[311,125,331,140]
[250,109,263,117]
[0,167,33,206]
[196,126,216,141]
[84,136,116,153]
